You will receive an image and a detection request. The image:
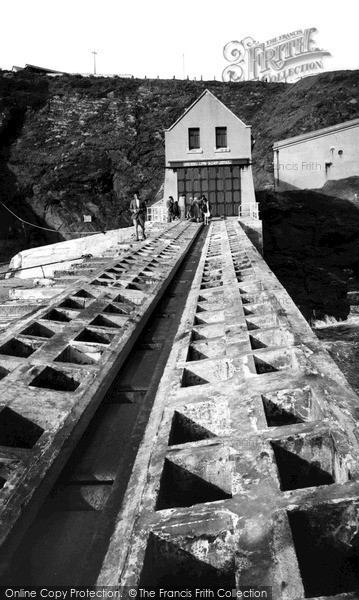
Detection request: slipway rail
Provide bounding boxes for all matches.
[3,220,359,600]
[0,220,201,571]
[98,219,359,600]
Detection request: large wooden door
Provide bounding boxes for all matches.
[177,165,241,216]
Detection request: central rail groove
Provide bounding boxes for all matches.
[2,226,208,586]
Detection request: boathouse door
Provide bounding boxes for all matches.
[177,165,241,217]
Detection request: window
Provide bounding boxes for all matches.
[188,128,200,150]
[216,127,227,149]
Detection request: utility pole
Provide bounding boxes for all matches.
[92,51,98,75]
[182,53,185,79]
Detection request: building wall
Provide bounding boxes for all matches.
[164,92,256,215]
[165,92,251,165]
[274,122,359,191]
[163,169,177,204]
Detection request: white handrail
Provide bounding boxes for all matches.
[239,203,259,220]
[147,204,166,222]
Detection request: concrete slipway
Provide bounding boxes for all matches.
[0,219,359,599]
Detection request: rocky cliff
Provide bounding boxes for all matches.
[259,188,359,321]
[1,68,359,318]
[1,69,359,244]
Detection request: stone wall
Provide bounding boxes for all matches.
[7,226,136,278]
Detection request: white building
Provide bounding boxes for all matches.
[273,118,359,191]
[163,90,256,217]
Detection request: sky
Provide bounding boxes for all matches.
[1,0,357,80]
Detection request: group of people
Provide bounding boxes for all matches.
[166,194,211,225]
[166,196,183,222]
[129,191,212,242]
[186,195,211,225]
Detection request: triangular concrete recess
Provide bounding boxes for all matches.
[271,442,334,491]
[181,367,209,387]
[254,356,279,374]
[156,459,231,510]
[90,315,120,329]
[245,320,260,331]
[249,335,267,350]
[170,399,231,441]
[262,397,303,427]
[0,407,44,449]
[168,411,215,445]
[139,533,235,587]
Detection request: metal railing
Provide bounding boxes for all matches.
[147,204,166,222]
[148,201,260,222]
[239,202,260,220]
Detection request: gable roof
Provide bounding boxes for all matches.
[273,117,359,149]
[165,89,249,131]
[25,64,66,75]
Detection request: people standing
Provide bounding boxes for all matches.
[178,194,186,221]
[129,192,147,241]
[187,197,193,219]
[198,195,205,222]
[191,196,200,222]
[201,195,211,225]
[172,197,180,220]
[166,196,174,222]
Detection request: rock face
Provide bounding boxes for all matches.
[1,69,359,249]
[1,68,359,319]
[259,189,359,321]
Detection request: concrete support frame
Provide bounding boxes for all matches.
[0,221,202,564]
[240,164,256,208]
[99,219,359,599]
[163,168,178,205]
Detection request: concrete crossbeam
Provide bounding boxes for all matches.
[98,218,359,599]
[0,221,202,565]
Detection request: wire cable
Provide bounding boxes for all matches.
[0,200,108,235]
[3,253,98,278]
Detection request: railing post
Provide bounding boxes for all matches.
[239,202,259,220]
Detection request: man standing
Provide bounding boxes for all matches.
[166,196,174,222]
[172,197,180,220]
[200,195,211,225]
[130,192,147,241]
